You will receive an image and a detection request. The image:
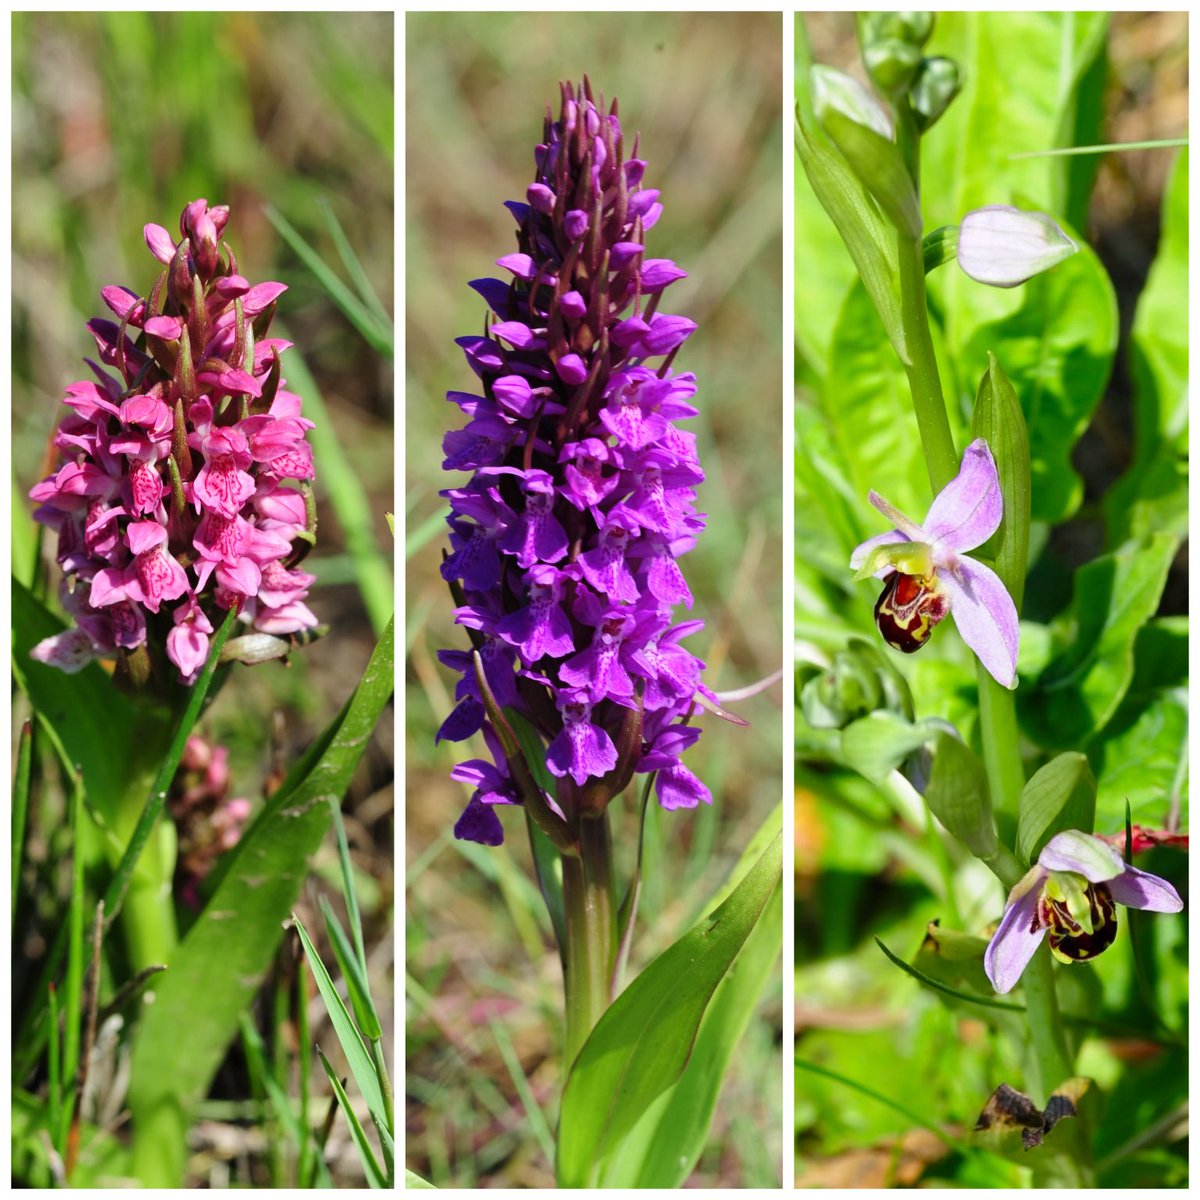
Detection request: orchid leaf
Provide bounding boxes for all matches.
[556,829,781,1186]
[599,805,783,1188]
[1016,753,1096,865]
[127,618,393,1186]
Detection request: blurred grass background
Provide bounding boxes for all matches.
[12,11,394,1186]
[405,12,784,1188]
[795,11,1188,1188]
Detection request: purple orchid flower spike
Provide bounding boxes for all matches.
[439,79,713,846]
[985,829,1183,994]
[849,437,1019,689]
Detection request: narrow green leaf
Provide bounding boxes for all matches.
[265,205,393,358]
[487,1016,555,1165]
[405,1168,437,1188]
[556,831,782,1186]
[127,620,393,1186]
[876,936,1023,1013]
[795,86,908,363]
[293,912,385,1123]
[329,797,371,984]
[972,353,1032,611]
[238,1012,302,1143]
[63,771,86,1090]
[316,1047,387,1188]
[1016,753,1096,865]
[508,711,565,956]
[317,196,393,328]
[47,984,62,1156]
[319,895,381,1041]
[12,720,32,920]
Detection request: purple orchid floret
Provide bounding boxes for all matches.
[849,437,1019,688]
[29,199,318,688]
[984,829,1183,994]
[440,80,711,845]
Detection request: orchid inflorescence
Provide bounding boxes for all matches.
[30,199,318,688]
[439,79,715,847]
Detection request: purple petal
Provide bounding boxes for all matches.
[923,438,1002,552]
[1105,863,1183,913]
[454,797,505,846]
[1038,830,1124,882]
[655,762,712,810]
[942,557,1019,689]
[984,872,1047,993]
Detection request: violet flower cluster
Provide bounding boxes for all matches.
[439,81,713,846]
[30,199,318,688]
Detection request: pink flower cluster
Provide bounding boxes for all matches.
[30,199,318,685]
[170,734,254,908]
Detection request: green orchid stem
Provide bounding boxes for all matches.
[561,812,617,1071]
[893,105,1091,1182]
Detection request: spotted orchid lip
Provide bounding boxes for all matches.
[850,438,1019,688]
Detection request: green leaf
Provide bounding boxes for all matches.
[960,228,1118,524]
[319,895,381,1041]
[795,57,907,364]
[1016,752,1096,864]
[12,719,32,920]
[317,1047,387,1188]
[1024,534,1178,748]
[11,578,136,821]
[555,829,782,1187]
[839,711,931,783]
[818,104,921,239]
[127,619,394,1186]
[293,912,385,1122]
[405,1168,437,1188]
[925,730,999,861]
[971,354,1031,610]
[1105,148,1189,544]
[599,809,783,1187]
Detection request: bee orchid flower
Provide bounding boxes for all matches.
[849,437,1019,688]
[985,829,1183,994]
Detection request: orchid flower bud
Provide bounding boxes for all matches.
[956,205,1078,288]
[910,56,962,132]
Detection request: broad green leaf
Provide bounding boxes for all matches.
[1016,753,1096,864]
[127,619,393,1186]
[822,281,949,525]
[971,354,1031,610]
[839,712,931,784]
[960,229,1117,524]
[925,731,998,861]
[294,912,385,1123]
[600,808,783,1187]
[1105,148,1189,544]
[556,830,782,1187]
[11,578,136,821]
[1024,534,1177,748]
[1092,618,1188,832]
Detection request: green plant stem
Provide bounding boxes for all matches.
[561,813,617,1070]
[977,665,1025,826]
[894,111,1091,1183]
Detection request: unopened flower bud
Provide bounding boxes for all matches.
[957,205,1078,288]
[910,56,962,132]
[862,38,923,99]
[811,65,894,141]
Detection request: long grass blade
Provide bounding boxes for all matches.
[316,1047,387,1187]
[12,719,32,921]
[317,196,392,328]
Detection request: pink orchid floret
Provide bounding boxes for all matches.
[984,830,1183,994]
[849,437,1019,688]
[29,198,318,687]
